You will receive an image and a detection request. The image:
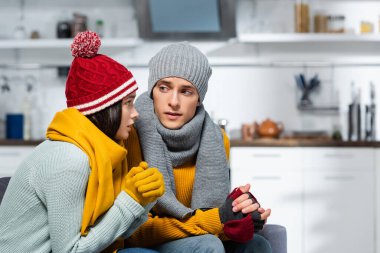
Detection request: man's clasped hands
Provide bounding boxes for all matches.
[122,161,270,243]
[219,184,271,243]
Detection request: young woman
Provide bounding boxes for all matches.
[0,31,164,253]
[125,42,272,253]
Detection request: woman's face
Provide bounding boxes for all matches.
[152,77,199,130]
[115,92,139,141]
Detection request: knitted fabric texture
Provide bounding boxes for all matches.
[66,31,138,115]
[134,92,230,218]
[46,108,128,235]
[124,127,231,248]
[148,42,212,103]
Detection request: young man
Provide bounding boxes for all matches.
[125,42,272,253]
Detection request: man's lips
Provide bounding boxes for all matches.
[165,112,182,120]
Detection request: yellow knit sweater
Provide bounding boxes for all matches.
[125,126,230,247]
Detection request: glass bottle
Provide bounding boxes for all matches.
[95,19,105,38]
[295,0,310,33]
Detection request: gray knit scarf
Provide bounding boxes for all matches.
[135,92,230,219]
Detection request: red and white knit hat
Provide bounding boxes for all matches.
[65,31,138,115]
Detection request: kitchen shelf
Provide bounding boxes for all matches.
[206,57,380,67]
[238,33,380,43]
[0,38,143,49]
[298,105,340,113]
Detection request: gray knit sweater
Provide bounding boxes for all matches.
[0,140,150,253]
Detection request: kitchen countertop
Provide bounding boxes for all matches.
[0,140,43,146]
[1,139,380,147]
[230,138,380,147]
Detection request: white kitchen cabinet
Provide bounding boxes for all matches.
[303,148,375,253]
[0,146,35,177]
[230,146,376,253]
[230,147,303,253]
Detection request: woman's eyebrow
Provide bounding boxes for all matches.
[126,94,136,99]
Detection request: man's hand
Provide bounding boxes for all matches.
[218,184,271,243]
[232,183,271,220]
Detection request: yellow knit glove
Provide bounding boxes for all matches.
[124,162,165,206]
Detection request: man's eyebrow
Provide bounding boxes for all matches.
[158,80,173,85]
[181,85,196,89]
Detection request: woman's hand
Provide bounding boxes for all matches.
[124,162,165,206]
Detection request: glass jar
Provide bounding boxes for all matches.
[72,13,87,37]
[56,20,71,38]
[327,15,345,33]
[361,21,374,34]
[314,12,328,33]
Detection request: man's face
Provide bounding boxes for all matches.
[152,77,199,129]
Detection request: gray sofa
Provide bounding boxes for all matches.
[0,177,286,253]
[0,177,9,205]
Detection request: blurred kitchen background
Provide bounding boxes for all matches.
[1,1,380,253]
[0,0,379,141]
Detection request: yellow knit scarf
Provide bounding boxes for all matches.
[46,108,128,236]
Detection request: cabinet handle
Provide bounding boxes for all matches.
[252,154,282,158]
[252,176,282,180]
[324,175,355,181]
[324,154,354,159]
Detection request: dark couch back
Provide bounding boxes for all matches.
[0,177,11,204]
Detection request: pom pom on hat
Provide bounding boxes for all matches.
[66,31,138,115]
[71,31,101,58]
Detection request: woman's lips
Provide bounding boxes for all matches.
[126,124,133,131]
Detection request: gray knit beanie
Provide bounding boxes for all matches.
[148,42,212,103]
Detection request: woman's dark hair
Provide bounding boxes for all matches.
[86,101,122,141]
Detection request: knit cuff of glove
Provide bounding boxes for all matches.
[224,214,254,243]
